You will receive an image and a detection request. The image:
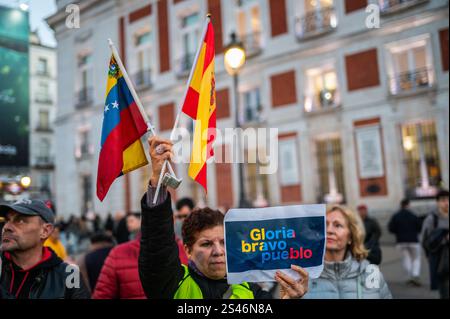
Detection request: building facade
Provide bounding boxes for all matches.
[29,32,57,203]
[47,0,449,218]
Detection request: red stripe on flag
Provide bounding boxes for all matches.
[194,163,208,193]
[128,101,148,135]
[207,109,216,159]
[202,23,215,75]
[96,106,146,201]
[182,87,200,119]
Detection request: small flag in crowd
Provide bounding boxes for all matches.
[181,20,216,192]
[96,56,148,201]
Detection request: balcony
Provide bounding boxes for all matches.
[75,87,94,109]
[379,0,429,15]
[132,69,152,90]
[35,125,53,133]
[242,104,264,127]
[304,89,341,114]
[34,156,54,169]
[389,67,434,96]
[175,53,196,78]
[240,31,263,58]
[295,7,337,41]
[36,70,51,78]
[35,93,53,104]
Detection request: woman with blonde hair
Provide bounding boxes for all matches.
[304,205,392,299]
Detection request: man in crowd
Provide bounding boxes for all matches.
[421,190,449,299]
[388,199,422,286]
[0,199,90,298]
[357,204,382,265]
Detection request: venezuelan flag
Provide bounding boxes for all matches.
[96,56,148,201]
[182,21,216,192]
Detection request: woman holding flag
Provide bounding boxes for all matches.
[138,136,309,299]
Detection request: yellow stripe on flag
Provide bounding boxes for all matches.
[122,138,148,174]
[190,44,206,93]
[188,60,214,180]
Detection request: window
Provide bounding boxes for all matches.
[401,121,441,198]
[279,138,300,186]
[295,0,337,39]
[304,64,339,112]
[134,30,153,87]
[236,0,263,56]
[379,0,429,14]
[386,35,434,95]
[81,175,92,214]
[245,148,270,206]
[316,137,345,203]
[38,110,49,130]
[37,58,48,75]
[242,88,261,123]
[38,138,50,164]
[178,12,200,74]
[77,53,93,106]
[40,173,50,191]
[36,82,50,103]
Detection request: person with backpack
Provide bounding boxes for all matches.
[421,190,449,299]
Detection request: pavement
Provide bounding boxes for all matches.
[379,243,440,299]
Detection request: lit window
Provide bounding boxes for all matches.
[305,65,339,112]
[236,1,262,56]
[296,0,337,39]
[401,121,442,198]
[316,137,345,204]
[386,35,434,95]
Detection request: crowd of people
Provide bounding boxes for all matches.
[0,136,448,299]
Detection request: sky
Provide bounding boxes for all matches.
[0,0,57,47]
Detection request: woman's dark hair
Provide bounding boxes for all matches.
[182,207,224,248]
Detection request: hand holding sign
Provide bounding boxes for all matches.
[276,265,309,299]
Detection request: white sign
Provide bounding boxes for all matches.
[279,139,300,186]
[355,125,384,179]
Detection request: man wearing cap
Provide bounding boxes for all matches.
[0,199,90,299]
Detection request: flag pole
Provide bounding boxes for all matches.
[107,39,178,178]
[152,15,211,204]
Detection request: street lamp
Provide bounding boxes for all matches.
[224,32,251,208]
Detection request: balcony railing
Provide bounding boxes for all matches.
[379,0,429,15]
[36,70,51,77]
[304,89,340,113]
[243,105,263,124]
[35,156,54,168]
[295,6,337,40]
[35,125,52,132]
[133,69,152,89]
[175,53,196,78]
[240,31,263,58]
[75,87,94,109]
[389,67,434,96]
[35,94,53,104]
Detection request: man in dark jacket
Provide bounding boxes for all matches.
[388,199,423,286]
[358,204,382,265]
[0,199,90,299]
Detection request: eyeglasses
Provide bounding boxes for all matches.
[176,214,189,220]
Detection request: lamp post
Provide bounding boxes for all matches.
[224,32,251,208]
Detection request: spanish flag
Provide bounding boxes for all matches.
[182,20,216,192]
[96,56,149,201]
